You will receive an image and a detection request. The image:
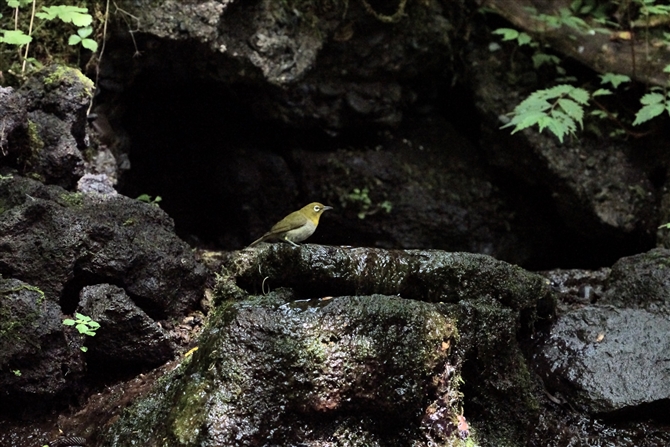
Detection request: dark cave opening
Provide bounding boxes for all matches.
[111,69,655,270]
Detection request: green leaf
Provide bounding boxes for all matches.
[36,6,92,27]
[80,346,88,352]
[664,65,670,73]
[557,98,584,125]
[63,319,76,326]
[567,87,589,104]
[82,39,98,52]
[1,30,33,45]
[7,0,31,8]
[78,26,93,38]
[492,28,519,41]
[599,73,631,89]
[640,92,665,105]
[68,35,82,46]
[88,321,101,330]
[505,110,547,132]
[532,53,560,68]
[633,103,665,125]
[592,88,612,97]
[75,312,91,322]
[517,32,533,46]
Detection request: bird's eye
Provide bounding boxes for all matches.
[314,206,321,212]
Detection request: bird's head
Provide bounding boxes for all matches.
[301,202,333,224]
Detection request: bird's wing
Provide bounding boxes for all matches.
[268,213,308,235]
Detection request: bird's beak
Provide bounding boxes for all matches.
[323,206,333,211]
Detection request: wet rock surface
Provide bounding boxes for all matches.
[99,293,463,447]
[536,305,670,413]
[229,244,551,310]
[535,250,670,445]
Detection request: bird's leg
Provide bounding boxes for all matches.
[285,238,300,248]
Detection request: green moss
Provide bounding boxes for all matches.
[171,374,209,444]
[25,120,44,159]
[59,192,84,208]
[43,65,94,95]
[0,282,45,355]
[27,172,45,182]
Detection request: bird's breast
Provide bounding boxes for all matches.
[284,220,317,243]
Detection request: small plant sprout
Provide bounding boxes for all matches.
[137,194,162,206]
[63,312,100,352]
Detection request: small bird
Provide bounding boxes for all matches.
[248,202,333,247]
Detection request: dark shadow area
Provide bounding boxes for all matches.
[109,38,656,270]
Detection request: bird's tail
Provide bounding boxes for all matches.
[246,235,266,248]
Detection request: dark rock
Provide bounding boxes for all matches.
[99,293,464,446]
[16,65,94,188]
[0,175,207,318]
[289,118,534,263]
[78,284,176,368]
[76,174,117,196]
[230,244,551,311]
[0,86,28,158]
[221,245,553,446]
[0,277,84,413]
[536,305,670,414]
[468,43,657,262]
[604,248,670,307]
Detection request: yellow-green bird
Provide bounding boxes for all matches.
[247,202,333,248]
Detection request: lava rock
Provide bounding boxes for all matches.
[0,277,85,414]
[15,65,94,188]
[0,175,207,318]
[99,294,464,446]
[78,284,176,368]
[536,305,670,414]
[604,248,670,307]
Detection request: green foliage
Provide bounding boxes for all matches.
[0,0,99,79]
[68,25,96,51]
[632,89,670,125]
[0,29,32,45]
[63,312,100,352]
[343,187,392,219]
[35,5,91,26]
[11,369,21,376]
[347,187,372,219]
[599,73,631,89]
[493,0,670,139]
[659,222,670,229]
[137,194,162,206]
[502,85,589,143]
[492,28,533,46]
[637,0,670,17]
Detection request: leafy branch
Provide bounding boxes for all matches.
[502,85,589,143]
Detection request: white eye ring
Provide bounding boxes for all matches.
[314,206,321,212]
